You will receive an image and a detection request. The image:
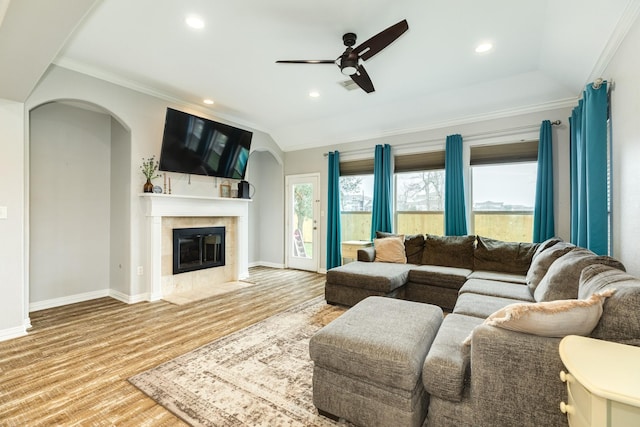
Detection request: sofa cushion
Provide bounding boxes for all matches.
[373,236,407,264]
[534,248,625,302]
[376,232,425,265]
[423,314,484,402]
[474,236,538,275]
[326,261,413,293]
[471,290,614,340]
[467,270,526,284]
[459,279,534,302]
[579,264,640,345]
[452,293,525,318]
[525,241,575,293]
[422,234,475,269]
[408,265,471,290]
[531,237,562,260]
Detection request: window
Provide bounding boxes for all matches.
[395,170,445,235]
[339,174,374,241]
[471,162,537,242]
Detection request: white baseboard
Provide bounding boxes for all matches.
[0,325,28,343]
[109,289,148,304]
[29,289,110,312]
[249,261,286,269]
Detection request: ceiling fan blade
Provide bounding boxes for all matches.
[353,19,409,61]
[350,65,375,93]
[275,60,336,64]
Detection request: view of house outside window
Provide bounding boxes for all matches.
[395,171,445,236]
[471,162,537,242]
[340,175,374,241]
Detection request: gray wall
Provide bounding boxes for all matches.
[29,102,111,304]
[110,116,131,296]
[247,150,285,267]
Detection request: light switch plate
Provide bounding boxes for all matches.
[0,206,7,219]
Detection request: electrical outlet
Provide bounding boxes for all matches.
[137,266,144,276]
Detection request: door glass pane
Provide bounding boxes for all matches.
[292,183,313,258]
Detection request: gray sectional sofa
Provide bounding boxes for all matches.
[319,234,640,427]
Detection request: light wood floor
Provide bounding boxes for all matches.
[0,267,326,426]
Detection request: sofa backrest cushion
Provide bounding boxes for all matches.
[531,237,563,260]
[579,264,640,345]
[474,236,538,275]
[373,236,407,263]
[526,241,575,293]
[534,248,625,302]
[376,231,425,264]
[422,234,475,269]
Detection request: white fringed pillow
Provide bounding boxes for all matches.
[373,236,407,264]
[464,289,615,345]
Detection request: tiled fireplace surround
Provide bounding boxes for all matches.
[141,194,250,301]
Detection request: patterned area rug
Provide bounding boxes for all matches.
[129,297,348,426]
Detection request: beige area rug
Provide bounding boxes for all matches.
[129,297,349,426]
[162,281,256,305]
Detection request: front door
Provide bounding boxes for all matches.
[286,174,320,271]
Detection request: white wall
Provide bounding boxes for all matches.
[605,12,640,276]
[29,102,111,306]
[285,107,573,271]
[0,99,27,340]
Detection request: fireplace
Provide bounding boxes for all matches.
[173,226,225,274]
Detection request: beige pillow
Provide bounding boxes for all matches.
[373,236,407,264]
[464,289,615,345]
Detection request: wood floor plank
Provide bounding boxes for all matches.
[0,267,326,425]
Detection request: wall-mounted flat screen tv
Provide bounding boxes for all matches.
[159,108,252,179]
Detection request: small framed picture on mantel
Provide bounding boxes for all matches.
[220,184,231,198]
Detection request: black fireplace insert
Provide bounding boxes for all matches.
[173,226,225,274]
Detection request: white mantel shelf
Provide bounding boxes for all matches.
[139,193,251,301]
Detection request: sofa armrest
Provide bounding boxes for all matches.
[358,247,376,262]
[470,325,568,427]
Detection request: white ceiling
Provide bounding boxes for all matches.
[9,0,640,151]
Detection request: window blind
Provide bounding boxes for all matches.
[470,140,538,165]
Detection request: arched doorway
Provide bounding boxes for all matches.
[29,100,131,310]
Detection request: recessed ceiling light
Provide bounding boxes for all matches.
[309,91,320,98]
[186,15,205,29]
[475,42,493,54]
[203,99,214,105]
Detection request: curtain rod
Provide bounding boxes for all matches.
[323,120,562,157]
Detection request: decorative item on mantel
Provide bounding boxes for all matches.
[140,155,161,193]
[220,181,231,198]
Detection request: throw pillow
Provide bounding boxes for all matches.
[463,289,615,345]
[474,236,538,275]
[422,234,475,269]
[533,248,625,302]
[376,231,425,264]
[373,236,407,264]
[525,241,575,293]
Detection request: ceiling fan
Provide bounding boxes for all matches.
[276,19,409,93]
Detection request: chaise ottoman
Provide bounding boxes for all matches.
[309,296,443,427]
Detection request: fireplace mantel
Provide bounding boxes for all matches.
[140,194,251,301]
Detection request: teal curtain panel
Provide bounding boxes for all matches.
[444,134,468,236]
[570,82,609,255]
[533,120,555,242]
[326,151,342,269]
[370,144,393,239]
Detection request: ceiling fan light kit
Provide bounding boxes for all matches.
[276,19,409,93]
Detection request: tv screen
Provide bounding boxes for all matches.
[159,108,252,179]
